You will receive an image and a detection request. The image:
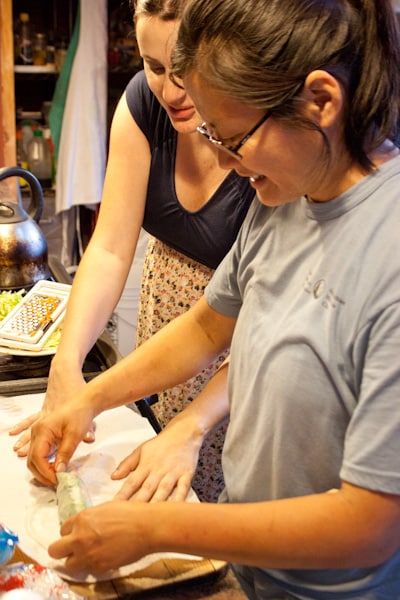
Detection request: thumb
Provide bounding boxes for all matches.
[54,437,81,473]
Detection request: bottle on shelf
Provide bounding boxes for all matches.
[55,38,68,73]
[32,33,47,66]
[43,127,56,187]
[16,129,29,188]
[21,121,34,157]
[27,129,53,189]
[15,13,33,66]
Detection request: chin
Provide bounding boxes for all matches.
[169,117,198,135]
[256,190,297,207]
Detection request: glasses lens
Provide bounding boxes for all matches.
[197,124,241,158]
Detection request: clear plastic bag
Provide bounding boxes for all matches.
[0,563,86,598]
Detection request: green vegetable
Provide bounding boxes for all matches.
[0,289,26,321]
[0,289,61,348]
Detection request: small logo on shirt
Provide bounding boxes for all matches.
[304,272,346,310]
[313,279,325,299]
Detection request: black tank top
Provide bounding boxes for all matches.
[126,70,254,269]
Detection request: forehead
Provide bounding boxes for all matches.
[183,71,261,130]
[136,15,179,55]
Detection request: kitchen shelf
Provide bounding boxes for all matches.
[14,65,56,74]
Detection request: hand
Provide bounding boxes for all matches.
[27,399,97,486]
[9,367,95,457]
[48,501,151,575]
[111,421,202,502]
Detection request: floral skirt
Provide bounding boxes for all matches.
[136,236,229,502]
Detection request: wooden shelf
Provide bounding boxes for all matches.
[14,65,56,74]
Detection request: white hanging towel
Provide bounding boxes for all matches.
[51,0,108,214]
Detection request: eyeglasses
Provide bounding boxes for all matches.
[197,110,272,159]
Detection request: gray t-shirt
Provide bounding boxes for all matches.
[205,156,400,598]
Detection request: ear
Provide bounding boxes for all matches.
[302,70,344,128]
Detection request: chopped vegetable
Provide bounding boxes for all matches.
[44,326,62,348]
[0,289,61,349]
[0,289,25,321]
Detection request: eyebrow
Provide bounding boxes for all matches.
[205,122,244,145]
[141,54,162,64]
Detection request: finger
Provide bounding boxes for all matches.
[113,470,148,500]
[48,535,73,560]
[9,412,40,436]
[59,517,74,536]
[148,474,179,503]
[83,431,95,443]
[111,451,140,480]
[12,430,31,453]
[28,456,57,486]
[83,421,96,444]
[171,475,192,502]
[133,472,174,503]
[15,441,30,458]
[28,436,72,487]
[53,429,86,474]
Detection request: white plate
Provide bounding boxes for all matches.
[0,344,57,357]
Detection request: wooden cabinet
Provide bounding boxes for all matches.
[0,0,138,168]
[0,0,77,167]
[0,0,16,167]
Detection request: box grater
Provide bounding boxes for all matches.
[0,280,71,351]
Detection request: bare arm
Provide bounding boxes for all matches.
[10,93,151,449]
[27,297,236,486]
[49,93,151,373]
[49,481,400,575]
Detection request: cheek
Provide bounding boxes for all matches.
[143,69,164,102]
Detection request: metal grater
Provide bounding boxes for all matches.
[0,281,71,350]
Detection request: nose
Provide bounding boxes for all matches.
[217,149,240,170]
[162,75,187,105]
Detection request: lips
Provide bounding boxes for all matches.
[168,105,194,119]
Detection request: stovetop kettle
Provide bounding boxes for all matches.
[0,166,50,290]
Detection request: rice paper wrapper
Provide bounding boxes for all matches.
[0,393,201,583]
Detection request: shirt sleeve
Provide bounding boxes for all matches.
[205,198,260,318]
[125,70,155,143]
[341,300,400,494]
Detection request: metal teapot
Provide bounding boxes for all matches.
[0,166,50,290]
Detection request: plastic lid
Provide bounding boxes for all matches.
[33,129,43,137]
[20,12,30,22]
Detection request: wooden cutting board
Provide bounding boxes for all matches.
[9,546,227,598]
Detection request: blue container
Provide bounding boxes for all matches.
[0,524,19,566]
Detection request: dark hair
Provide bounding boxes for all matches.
[131,0,187,21]
[172,0,400,170]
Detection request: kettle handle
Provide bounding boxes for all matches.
[0,166,44,223]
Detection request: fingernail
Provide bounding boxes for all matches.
[56,462,66,473]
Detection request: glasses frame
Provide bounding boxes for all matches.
[197,109,272,159]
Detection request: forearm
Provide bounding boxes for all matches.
[81,297,235,416]
[165,359,230,442]
[143,483,400,570]
[54,95,149,370]
[54,248,129,368]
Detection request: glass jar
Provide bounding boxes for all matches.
[33,33,47,66]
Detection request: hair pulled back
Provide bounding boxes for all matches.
[172,0,400,169]
[132,0,187,21]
